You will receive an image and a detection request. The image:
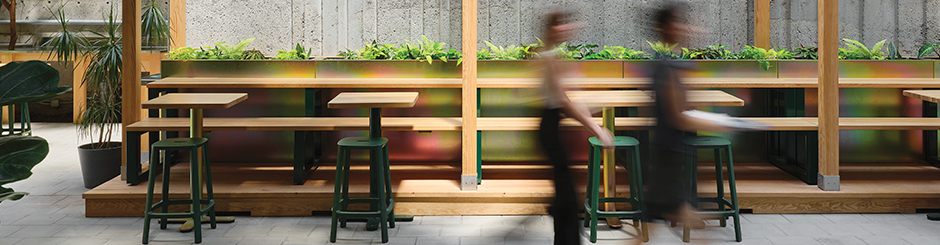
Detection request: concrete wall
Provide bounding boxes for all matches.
[3,1,939,58]
[0,1,170,45]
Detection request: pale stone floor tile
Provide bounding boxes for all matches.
[816,236,867,245]
[283,236,329,245]
[861,213,917,224]
[95,225,144,238]
[856,236,911,245]
[0,237,20,245]
[236,236,287,245]
[395,225,441,237]
[63,238,110,245]
[440,224,483,237]
[479,224,525,237]
[380,236,418,245]
[416,236,460,245]
[7,225,66,238]
[267,224,316,237]
[50,225,108,237]
[782,214,835,224]
[774,223,831,237]
[418,216,462,225]
[902,236,940,245]
[822,214,873,224]
[459,236,506,245]
[197,236,244,245]
[299,215,333,225]
[743,214,791,224]
[223,224,275,237]
[0,226,24,237]
[815,223,872,236]
[858,223,919,237]
[765,236,823,245]
[12,237,68,245]
[8,214,66,226]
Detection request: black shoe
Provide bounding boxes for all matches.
[928,213,940,221]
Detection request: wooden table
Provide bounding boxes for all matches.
[566,90,744,226]
[327,92,419,138]
[326,92,419,229]
[902,90,940,222]
[141,93,247,232]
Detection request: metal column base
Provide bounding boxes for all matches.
[461,175,478,190]
[817,173,840,191]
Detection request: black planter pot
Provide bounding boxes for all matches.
[78,142,122,188]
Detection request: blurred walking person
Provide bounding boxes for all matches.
[644,2,727,232]
[537,11,614,245]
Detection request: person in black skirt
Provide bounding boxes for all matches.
[537,11,614,245]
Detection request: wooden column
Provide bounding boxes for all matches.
[754,0,770,48]
[169,0,186,49]
[461,0,478,190]
[817,0,839,191]
[122,0,142,169]
[72,56,89,123]
[1,53,10,124]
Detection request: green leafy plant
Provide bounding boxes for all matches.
[917,42,940,59]
[141,0,172,48]
[647,41,678,58]
[793,45,818,59]
[581,46,647,60]
[41,5,89,69]
[732,46,792,70]
[479,41,536,60]
[839,39,886,60]
[680,45,731,60]
[167,38,257,60]
[243,49,266,60]
[79,7,123,147]
[273,44,312,60]
[886,41,901,60]
[343,41,396,60]
[0,135,49,214]
[400,35,452,64]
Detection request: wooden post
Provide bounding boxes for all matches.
[754,0,770,49]
[122,0,142,170]
[169,0,186,50]
[461,0,478,190]
[817,0,839,191]
[72,56,88,123]
[1,53,9,124]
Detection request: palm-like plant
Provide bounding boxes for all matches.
[42,5,89,69]
[141,0,172,49]
[78,7,123,148]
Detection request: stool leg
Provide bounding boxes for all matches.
[340,148,351,228]
[684,147,694,243]
[373,149,389,243]
[189,150,203,243]
[589,145,601,243]
[624,149,640,227]
[143,148,160,244]
[715,148,726,227]
[330,147,346,243]
[726,146,742,242]
[583,145,594,228]
[633,146,649,242]
[383,146,395,229]
[160,149,171,229]
[202,146,217,229]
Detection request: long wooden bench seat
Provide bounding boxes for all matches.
[147,77,940,89]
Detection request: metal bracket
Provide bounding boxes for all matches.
[461,175,478,191]
[817,173,840,191]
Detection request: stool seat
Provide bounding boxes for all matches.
[152,138,208,148]
[589,135,640,147]
[682,136,731,147]
[338,137,388,148]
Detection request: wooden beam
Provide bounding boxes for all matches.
[461,0,478,190]
[122,0,142,169]
[817,0,839,191]
[72,57,88,123]
[754,0,770,48]
[169,0,186,50]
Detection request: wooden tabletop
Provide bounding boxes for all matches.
[141,93,248,109]
[565,90,744,107]
[327,92,419,109]
[148,77,462,89]
[903,90,940,104]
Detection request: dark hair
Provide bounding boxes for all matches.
[543,10,570,44]
[654,2,686,29]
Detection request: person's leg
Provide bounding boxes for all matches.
[645,147,688,221]
[539,109,581,245]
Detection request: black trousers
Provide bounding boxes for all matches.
[538,108,581,245]
[645,147,689,219]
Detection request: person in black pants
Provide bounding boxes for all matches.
[537,11,614,245]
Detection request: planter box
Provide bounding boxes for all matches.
[624,60,779,78]
[161,60,318,78]
[778,60,935,78]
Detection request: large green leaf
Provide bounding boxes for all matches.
[0,61,72,106]
[0,136,48,187]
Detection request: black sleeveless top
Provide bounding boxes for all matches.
[650,56,690,152]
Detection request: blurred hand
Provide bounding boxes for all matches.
[596,129,615,150]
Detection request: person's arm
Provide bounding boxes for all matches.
[661,74,728,132]
[544,57,614,147]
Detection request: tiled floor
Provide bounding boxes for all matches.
[1,123,939,245]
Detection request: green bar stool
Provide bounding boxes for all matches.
[2,103,31,137]
[682,136,742,243]
[143,137,217,244]
[583,136,649,243]
[330,137,395,243]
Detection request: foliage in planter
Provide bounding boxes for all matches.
[478,41,538,60]
[839,39,887,60]
[167,38,262,60]
[0,135,49,213]
[78,7,124,148]
[917,42,940,59]
[141,0,172,48]
[341,41,396,60]
[731,46,792,70]
[41,5,89,69]
[681,45,732,60]
[342,36,462,65]
[647,41,679,58]
[793,45,818,59]
[272,44,312,60]
[581,45,647,60]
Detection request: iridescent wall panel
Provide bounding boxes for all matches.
[161,60,317,78]
[315,60,461,78]
[624,60,778,78]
